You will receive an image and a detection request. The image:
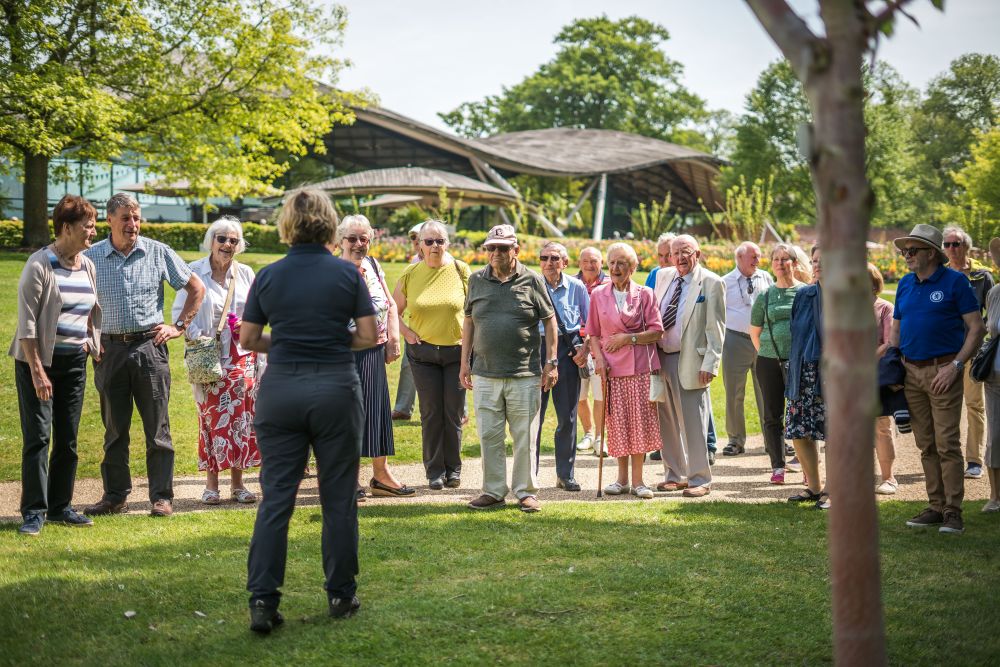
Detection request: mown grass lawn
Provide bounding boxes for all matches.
[0,249,762,482]
[1,501,998,665]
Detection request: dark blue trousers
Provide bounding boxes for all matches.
[536,339,581,480]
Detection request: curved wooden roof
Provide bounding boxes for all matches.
[308,166,519,205]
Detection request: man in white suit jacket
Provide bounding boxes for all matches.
[652,235,726,496]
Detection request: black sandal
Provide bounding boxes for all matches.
[788,489,822,503]
[722,444,744,456]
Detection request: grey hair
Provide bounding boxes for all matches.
[579,246,603,261]
[606,242,638,269]
[735,241,761,259]
[670,234,700,252]
[107,192,139,216]
[656,232,676,247]
[942,225,972,249]
[201,215,247,254]
[772,242,812,283]
[541,240,569,260]
[336,214,374,242]
[418,219,450,241]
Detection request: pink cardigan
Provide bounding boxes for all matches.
[587,280,663,378]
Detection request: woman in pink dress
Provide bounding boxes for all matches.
[587,243,664,499]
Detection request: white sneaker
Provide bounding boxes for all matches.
[632,485,654,499]
[875,479,898,495]
[577,433,594,452]
[593,437,608,457]
[603,481,630,495]
[982,499,1000,513]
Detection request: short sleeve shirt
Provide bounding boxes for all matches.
[750,284,800,360]
[465,260,555,378]
[894,265,979,361]
[242,244,375,365]
[84,236,192,334]
[538,273,589,336]
[398,259,469,346]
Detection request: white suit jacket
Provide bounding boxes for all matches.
[653,263,726,390]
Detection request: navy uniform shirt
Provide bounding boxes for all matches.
[893,265,979,361]
[242,244,374,365]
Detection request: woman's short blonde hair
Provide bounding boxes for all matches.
[201,216,246,254]
[867,262,885,296]
[606,242,638,270]
[418,219,450,242]
[277,188,338,245]
[337,214,373,242]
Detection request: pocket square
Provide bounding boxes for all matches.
[696,295,705,303]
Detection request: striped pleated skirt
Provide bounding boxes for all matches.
[354,344,395,458]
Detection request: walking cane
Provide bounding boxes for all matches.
[596,372,609,498]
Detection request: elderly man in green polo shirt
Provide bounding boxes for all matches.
[460,224,558,513]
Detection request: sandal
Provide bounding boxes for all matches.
[201,488,221,505]
[788,489,823,503]
[232,488,257,504]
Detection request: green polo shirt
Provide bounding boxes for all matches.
[465,260,554,378]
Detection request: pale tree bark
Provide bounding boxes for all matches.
[746,1,888,665]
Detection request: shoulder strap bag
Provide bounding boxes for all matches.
[184,262,238,385]
[763,288,789,383]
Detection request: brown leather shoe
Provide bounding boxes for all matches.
[83,498,128,516]
[467,494,505,510]
[682,485,711,498]
[656,481,688,492]
[390,410,411,421]
[518,496,542,513]
[150,499,173,517]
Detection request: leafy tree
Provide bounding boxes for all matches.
[0,0,363,245]
[439,15,708,146]
[953,125,1000,218]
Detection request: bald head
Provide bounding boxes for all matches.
[735,241,762,277]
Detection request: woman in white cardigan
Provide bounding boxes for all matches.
[172,217,262,504]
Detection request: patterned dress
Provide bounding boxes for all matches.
[197,330,261,472]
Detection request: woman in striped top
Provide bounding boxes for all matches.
[10,194,102,536]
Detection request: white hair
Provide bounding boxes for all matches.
[656,232,676,247]
[735,241,761,259]
[336,214,374,242]
[201,216,246,254]
[541,240,569,260]
[418,219,450,241]
[670,234,700,252]
[606,242,638,269]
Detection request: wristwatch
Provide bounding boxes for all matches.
[952,359,964,371]
[545,358,559,366]
[630,335,638,345]
[174,318,187,331]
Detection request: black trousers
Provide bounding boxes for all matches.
[756,355,788,470]
[93,336,174,503]
[16,350,88,518]
[407,343,465,481]
[536,339,581,480]
[247,363,363,607]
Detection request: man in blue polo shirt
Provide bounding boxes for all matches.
[890,224,984,535]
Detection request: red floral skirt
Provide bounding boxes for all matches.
[196,350,261,473]
[605,373,662,457]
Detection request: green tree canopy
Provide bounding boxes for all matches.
[0,0,364,245]
[954,125,1000,218]
[438,15,709,148]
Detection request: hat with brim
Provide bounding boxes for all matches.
[408,222,424,239]
[485,224,517,247]
[893,224,948,264]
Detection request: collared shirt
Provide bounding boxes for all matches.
[538,272,589,336]
[465,260,554,378]
[85,236,192,334]
[894,264,979,361]
[659,272,692,353]
[171,256,256,359]
[723,268,773,334]
[575,270,609,296]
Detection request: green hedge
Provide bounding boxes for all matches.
[0,220,286,252]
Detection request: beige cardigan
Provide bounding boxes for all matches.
[9,248,102,366]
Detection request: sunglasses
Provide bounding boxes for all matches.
[484,245,513,253]
[344,236,370,245]
[899,247,929,258]
[215,235,240,246]
[539,255,562,262]
[942,241,963,248]
[422,238,447,247]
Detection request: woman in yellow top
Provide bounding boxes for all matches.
[393,220,470,490]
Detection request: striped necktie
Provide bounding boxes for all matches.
[662,276,682,331]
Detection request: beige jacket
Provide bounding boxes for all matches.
[9,248,102,366]
[653,263,726,390]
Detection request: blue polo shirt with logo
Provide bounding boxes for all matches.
[894,265,979,361]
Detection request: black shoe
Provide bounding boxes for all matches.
[939,510,964,535]
[249,600,284,634]
[428,476,445,491]
[329,595,361,619]
[785,443,795,457]
[19,514,43,536]
[556,477,581,492]
[722,443,744,456]
[444,473,461,489]
[356,486,367,503]
[47,508,93,527]
[649,450,662,461]
[906,508,944,528]
[708,451,716,466]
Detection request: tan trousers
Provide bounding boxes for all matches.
[473,375,540,501]
[962,365,985,465]
[904,361,965,514]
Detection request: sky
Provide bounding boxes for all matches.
[333,0,1000,132]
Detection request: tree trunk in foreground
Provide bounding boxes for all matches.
[746,1,886,665]
[22,153,51,247]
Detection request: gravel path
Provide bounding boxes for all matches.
[1,429,992,519]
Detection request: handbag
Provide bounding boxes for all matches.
[970,335,999,382]
[184,262,238,385]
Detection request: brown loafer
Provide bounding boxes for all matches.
[468,494,505,510]
[682,485,711,498]
[83,498,128,516]
[390,410,411,421]
[150,499,173,517]
[656,481,688,492]
[518,496,542,513]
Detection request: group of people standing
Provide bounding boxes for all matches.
[12,187,1000,632]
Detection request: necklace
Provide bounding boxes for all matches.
[50,243,79,270]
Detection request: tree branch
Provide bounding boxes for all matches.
[744,0,819,78]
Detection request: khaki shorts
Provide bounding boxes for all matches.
[578,370,604,402]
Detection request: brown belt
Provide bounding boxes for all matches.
[903,353,956,368]
[103,330,156,343]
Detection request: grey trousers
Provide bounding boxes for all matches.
[247,363,363,607]
[721,330,764,448]
[657,350,713,488]
[393,352,417,415]
[93,336,174,503]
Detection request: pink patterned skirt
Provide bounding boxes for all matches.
[605,373,662,457]
[195,349,261,473]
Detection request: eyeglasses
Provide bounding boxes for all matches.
[746,276,754,294]
[484,245,513,253]
[674,249,696,258]
[772,256,793,263]
[344,236,370,245]
[215,235,239,246]
[899,247,928,258]
[539,255,562,262]
[422,238,447,247]
[942,241,963,248]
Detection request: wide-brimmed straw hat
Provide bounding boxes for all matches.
[893,224,948,264]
